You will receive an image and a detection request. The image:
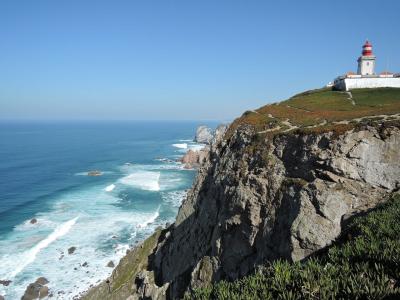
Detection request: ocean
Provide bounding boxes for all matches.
[0,120,216,299]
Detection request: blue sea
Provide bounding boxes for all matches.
[0,120,215,299]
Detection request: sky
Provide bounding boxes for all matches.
[0,0,399,121]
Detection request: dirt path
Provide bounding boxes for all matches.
[257,113,400,134]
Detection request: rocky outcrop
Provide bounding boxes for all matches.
[194,126,214,144]
[180,148,210,169]
[83,121,400,300]
[21,277,49,300]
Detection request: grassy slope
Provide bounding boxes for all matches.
[187,193,400,299]
[227,88,400,137]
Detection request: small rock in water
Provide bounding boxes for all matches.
[68,246,76,254]
[87,170,102,176]
[36,277,49,285]
[106,261,115,268]
[82,261,88,267]
[30,218,37,224]
[0,295,4,300]
[0,280,11,286]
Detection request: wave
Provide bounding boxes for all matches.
[137,208,160,228]
[104,184,116,192]
[9,216,79,278]
[188,144,206,151]
[161,190,187,208]
[119,171,160,191]
[172,143,188,149]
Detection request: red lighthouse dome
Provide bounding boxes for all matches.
[362,40,373,56]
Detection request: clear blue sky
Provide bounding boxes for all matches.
[1,0,399,121]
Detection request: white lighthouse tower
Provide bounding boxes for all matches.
[357,40,376,75]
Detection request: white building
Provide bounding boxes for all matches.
[333,41,400,91]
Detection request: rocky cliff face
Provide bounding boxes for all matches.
[82,121,400,300]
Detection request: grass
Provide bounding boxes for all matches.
[227,88,400,138]
[186,193,400,299]
[82,228,163,300]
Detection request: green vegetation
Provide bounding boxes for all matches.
[187,193,400,299]
[82,228,162,299]
[227,88,400,138]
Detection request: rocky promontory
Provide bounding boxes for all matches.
[82,87,400,300]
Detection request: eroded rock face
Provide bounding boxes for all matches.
[150,124,400,298]
[180,148,210,169]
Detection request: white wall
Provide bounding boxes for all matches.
[357,57,375,75]
[342,77,400,91]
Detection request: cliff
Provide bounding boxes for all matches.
[82,88,400,299]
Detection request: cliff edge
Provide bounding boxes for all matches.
[82,87,400,300]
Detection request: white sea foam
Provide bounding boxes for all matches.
[105,184,116,192]
[172,143,188,149]
[119,171,160,191]
[161,190,187,208]
[188,143,206,151]
[137,208,160,228]
[10,216,78,278]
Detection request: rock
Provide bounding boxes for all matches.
[180,148,210,169]
[212,124,228,144]
[194,125,214,144]
[35,277,49,285]
[30,218,37,224]
[87,170,102,176]
[0,295,4,300]
[0,280,11,286]
[107,261,115,268]
[68,246,76,254]
[21,277,49,300]
[82,262,88,267]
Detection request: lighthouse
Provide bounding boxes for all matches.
[357,40,376,76]
[333,40,400,91]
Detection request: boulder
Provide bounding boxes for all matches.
[35,277,49,286]
[107,261,115,268]
[68,246,76,254]
[30,218,37,224]
[0,280,11,286]
[21,277,49,300]
[0,295,4,300]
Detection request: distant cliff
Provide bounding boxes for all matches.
[82,88,400,299]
